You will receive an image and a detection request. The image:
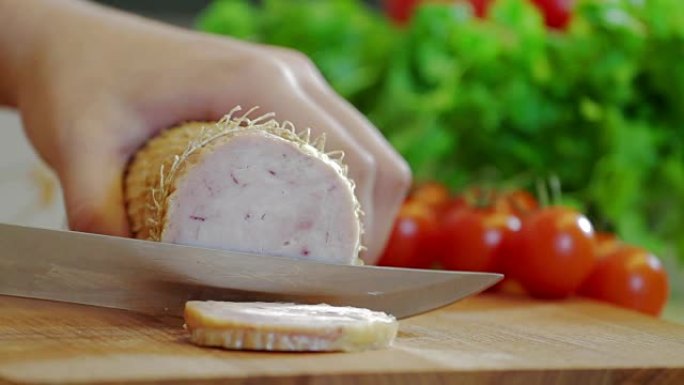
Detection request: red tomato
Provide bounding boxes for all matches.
[408,182,451,260]
[411,182,451,212]
[594,231,621,257]
[385,0,476,25]
[579,245,669,316]
[468,0,493,18]
[439,207,521,272]
[489,278,527,295]
[383,0,421,25]
[444,195,469,215]
[378,201,439,268]
[530,0,574,30]
[503,206,596,299]
[451,185,489,209]
[493,189,539,216]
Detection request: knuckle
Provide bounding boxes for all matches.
[288,51,318,72]
[249,56,296,86]
[278,48,317,71]
[274,48,326,85]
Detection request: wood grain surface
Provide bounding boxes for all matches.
[1,294,683,385]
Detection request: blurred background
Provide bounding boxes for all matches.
[1,0,682,320]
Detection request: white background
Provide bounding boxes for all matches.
[0,108,65,230]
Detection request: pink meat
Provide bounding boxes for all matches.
[161,132,361,265]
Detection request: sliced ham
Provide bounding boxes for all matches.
[125,107,363,265]
[184,301,398,352]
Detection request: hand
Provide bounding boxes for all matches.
[1,0,411,264]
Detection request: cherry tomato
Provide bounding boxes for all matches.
[494,189,539,216]
[468,0,493,18]
[410,181,451,211]
[378,201,439,268]
[488,278,527,295]
[594,231,621,257]
[530,0,574,30]
[383,0,420,25]
[439,207,521,272]
[385,0,476,25]
[503,206,596,299]
[450,185,489,210]
[444,195,469,214]
[579,245,669,316]
[408,182,451,260]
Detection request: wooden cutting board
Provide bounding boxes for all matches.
[1,294,683,385]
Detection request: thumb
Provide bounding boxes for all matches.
[58,141,130,237]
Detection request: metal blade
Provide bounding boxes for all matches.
[0,223,502,319]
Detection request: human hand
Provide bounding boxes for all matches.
[3,0,411,264]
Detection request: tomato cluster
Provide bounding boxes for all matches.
[378,182,670,316]
[383,0,573,30]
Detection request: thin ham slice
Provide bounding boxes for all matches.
[184,301,398,352]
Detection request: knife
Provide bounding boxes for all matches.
[0,223,502,319]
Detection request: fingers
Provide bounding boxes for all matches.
[270,49,412,264]
[302,77,412,264]
[56,116,131,237]
[202,58,378,258]
[61,163,129,236]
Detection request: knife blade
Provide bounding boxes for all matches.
[0,223,502,319]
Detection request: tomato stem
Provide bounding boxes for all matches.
[549,174,562,205]
[536,178,550,207]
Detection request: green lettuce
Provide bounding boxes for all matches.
[196,0,684,267]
